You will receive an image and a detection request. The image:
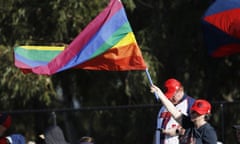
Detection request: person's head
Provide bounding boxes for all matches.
[190,99,211,123]
[0,113,11,136]
[233,125,240,143]
[44,125,69,144]
[79,136,94,144]
[164,78,184,104]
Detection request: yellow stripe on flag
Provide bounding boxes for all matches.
[112,32,137,48]
[20,46,65,51]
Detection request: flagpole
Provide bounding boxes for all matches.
[145,68,160,101]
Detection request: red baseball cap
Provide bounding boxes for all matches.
[164,78,182,99]
[191,99,211,115]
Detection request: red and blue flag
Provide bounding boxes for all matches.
[202,0,240,57]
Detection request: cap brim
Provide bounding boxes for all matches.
[190,108,205,115]
[164,91,175,99]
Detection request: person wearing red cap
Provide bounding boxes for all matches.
[0,113,11,137]
[151,84,218,144]
[0,113,26,144]
[154,78,195,144]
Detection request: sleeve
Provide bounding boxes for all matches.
[181,114,194,129]
[7,134,26,144]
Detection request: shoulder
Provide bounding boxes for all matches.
[200,123,216,131]
[184,94,195,105]
[185,94,195,101]
[200,123,218,142]
[203,123,217,134]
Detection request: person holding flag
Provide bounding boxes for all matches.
[150,84,218,144]
[154,78,195,144]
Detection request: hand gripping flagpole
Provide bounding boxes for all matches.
[145,68,160,101]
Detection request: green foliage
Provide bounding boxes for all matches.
[0,0,239,144]
[0,45,56,108]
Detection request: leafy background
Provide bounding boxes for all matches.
[0,0,239,143]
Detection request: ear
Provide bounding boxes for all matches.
[178,86,183,91]
[204,114,211,120]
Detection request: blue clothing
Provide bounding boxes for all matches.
[9,134,26,144]
[180,94,195,114]
[179,115,217,144]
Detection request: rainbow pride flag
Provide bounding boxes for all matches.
[14,0,147,75]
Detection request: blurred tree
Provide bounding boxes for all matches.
[0,0,239,143]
